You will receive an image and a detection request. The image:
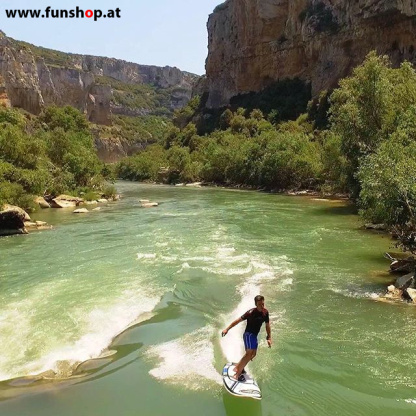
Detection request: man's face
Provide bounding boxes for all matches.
[256,299,265,310]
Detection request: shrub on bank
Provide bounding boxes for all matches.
[0,106,112,209]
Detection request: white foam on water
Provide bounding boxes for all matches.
[217,253,251,263]
[220,255,293,366]
[183,256,216,262]
[137,253,157,260]
[201,264,254,276]
[160,255,178,262]
[179,246,250,268]
[251,260,274,270]
[174,248,292,281]
[330,287,382,300]
[368,292,381,299]
[155,242,169,247]
[176,262,191,274]
[146,325,222,390]
[162,212,199,218]
[0,279,69,381]
[217,246,236,255]
[211,225,228,242]
[36,292,159,376]
[0,282,163,381]
[279,278,294,290]
[48,289,160,374]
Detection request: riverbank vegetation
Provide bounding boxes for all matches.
[117,52,416,252]
[0,106,114,211]
[1,51,415,252]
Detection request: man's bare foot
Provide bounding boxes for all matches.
[232,366,241,379]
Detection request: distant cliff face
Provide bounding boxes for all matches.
[0,34,44,114]
[0,32,198,124]
[206,0,416,108]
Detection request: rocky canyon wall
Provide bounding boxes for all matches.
[205,0,416,107]
[0,32,198,124]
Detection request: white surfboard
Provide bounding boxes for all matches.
[222,363,262,400]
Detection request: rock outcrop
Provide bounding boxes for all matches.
[49,195,84,208]
[0,32,198,124]
[73,208,89,214]
[0,34,44,114]
[93,134,147,163]
[0,204,29,236]
[34,196,51,209]
[205,0,416,108]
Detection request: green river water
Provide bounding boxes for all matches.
[0,181,415,416]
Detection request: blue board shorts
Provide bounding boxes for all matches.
[243,332,258,350]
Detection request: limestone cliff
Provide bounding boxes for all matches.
[206,0,416,108]
[93,135,146,163]
[0,32,198,124]
[0,33,44,114]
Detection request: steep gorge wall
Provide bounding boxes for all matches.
[0,35,44,114]
[0,32,197,124]
[205,0,416,108]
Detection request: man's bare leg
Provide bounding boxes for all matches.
[234,349,255,379]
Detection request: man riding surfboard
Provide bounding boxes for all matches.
[222,295,272,381]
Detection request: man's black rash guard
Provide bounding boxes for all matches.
[241,308,269,335]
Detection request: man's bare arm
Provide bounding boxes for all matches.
[266,322,272,348]
[222,317,243,336]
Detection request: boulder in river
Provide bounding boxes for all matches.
[406,288,416,303]
[73,208,89,213]
[382,266,416,303]
[25,222,37,227]
[365,223,387,230]
[50,195,84,208]
[34,196,50,209]
[385,284,402,300]
[25,221,52,231]
[384,252,415,274]
[0,204,30,236]
[394,272,415,290]
[2,204,31,221]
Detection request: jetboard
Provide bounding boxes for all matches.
[222,363,262,400]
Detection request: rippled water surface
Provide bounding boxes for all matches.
[1,182,415,415]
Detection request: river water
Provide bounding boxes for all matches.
[0,181,415,415]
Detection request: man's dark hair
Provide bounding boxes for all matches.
[254,295,264,304]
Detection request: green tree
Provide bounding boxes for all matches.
[0,107,26,127]
[173,95,201,129]
[358,106,416,229]
[220,109,233,130]
[39,106,89,133]
[329,52,416,196]
[117,145,167,182]
[359,140,416,225]
[320,131,349,192]
[259,129,323,190]
[0,124,45,169]
[167,146,191,173]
